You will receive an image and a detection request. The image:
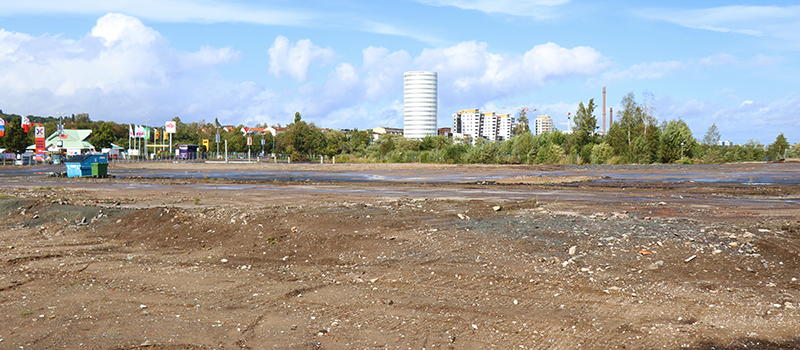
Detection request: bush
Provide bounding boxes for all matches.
[591,142,614,164]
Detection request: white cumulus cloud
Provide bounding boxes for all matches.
[416,41,608,102]
[0,13,610,131]
[268,36,336,81]
[0,13,239,121]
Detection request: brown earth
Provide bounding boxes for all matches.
[2,162,800,349]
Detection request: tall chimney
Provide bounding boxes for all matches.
[610,107,613,126]
[602,86,607,134]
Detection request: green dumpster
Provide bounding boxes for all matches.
[91,163,108,177]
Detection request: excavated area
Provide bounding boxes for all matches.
[1,162,800,349]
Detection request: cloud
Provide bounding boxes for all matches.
[639,5,800,46]
[268,36,336,81]
[749,54,784,66]
[416,41,609,102]
[652,94,800,144]
[590,61,684,86]
[0,0,317,27]
[0,1,446,45]
[0,13,608,131]
[0,13,239,119]
[698,54,737,67]
[414,0,569,19]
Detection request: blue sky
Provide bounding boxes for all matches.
[0,1,798,144]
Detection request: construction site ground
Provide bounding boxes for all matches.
[1,162,800,349]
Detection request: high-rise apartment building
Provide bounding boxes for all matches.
[403,71,438,139]
[452,108,515,142]
[534,115,554,135]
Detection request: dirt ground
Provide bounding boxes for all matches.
[2,162,800,349]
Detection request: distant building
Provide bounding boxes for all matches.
[534,115,554,135]
[452,108,515,142]
[403,71,438,139]
[264,126,286,137]
[438,127,451,137]
[372,126,404,140]
[717,140,733,146]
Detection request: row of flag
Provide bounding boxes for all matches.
[0,116,31,137]
[128,124,150,138]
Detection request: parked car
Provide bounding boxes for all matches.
[14,155,33,166]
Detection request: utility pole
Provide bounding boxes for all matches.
[143,119,150,160]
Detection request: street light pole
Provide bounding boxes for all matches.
[680,142,685,161]
[144,119,150,160]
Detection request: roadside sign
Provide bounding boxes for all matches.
[166,121,177,134]
[35,126,46,154]
[215,133,220,143]
[247,137,252,146]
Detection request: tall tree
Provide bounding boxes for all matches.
[702,123,721,146]
[574,99,598,137]
[606,92,660,163]
[513,110,530,136]
[768,133,789,159]
[571,98,598,163]
[4,117,30,154]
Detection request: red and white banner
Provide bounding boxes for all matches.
[134,125,145,138]
[22,116,30,133]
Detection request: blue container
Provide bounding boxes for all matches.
[65,154,108,178]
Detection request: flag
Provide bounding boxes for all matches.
[0,118,4,137]
[135,125,145,138]
[129,124,134,138]
[22,116,30,133]
[154,129,160,141]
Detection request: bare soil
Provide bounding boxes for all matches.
[2,162,800,349]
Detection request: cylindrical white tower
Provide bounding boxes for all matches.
[403,71,437,139]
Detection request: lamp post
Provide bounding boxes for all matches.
[680,142,685,161]
[143,119,150,160]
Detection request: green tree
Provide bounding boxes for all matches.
[4,116,31,154]
[378,135,395,158]
[606,92,660,163]
[571,99,599,163]
[574,99,598,140]
[346,129,372,155]
[281,114,325,160]
[768,133,789,160]
[90,123,116,150]
[591,142,614,164]
[659,119,695,163]
[513,110,530,136]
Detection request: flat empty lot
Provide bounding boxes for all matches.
[1,162,799,349]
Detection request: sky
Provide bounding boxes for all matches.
[0,0,798,144]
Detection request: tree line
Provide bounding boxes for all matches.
[0,93,795,163]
